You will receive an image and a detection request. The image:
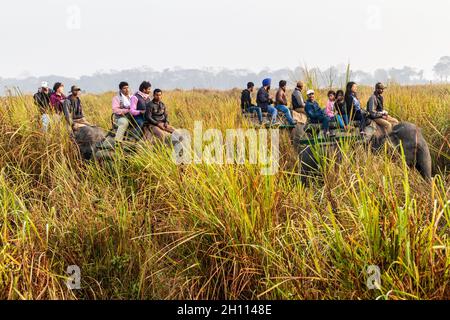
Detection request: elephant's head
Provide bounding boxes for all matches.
[298,121,433,182]
[74,126,107,160]
[371,122,432,180]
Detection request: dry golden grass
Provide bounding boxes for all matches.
[0,85,449,299]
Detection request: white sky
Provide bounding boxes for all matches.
[0,0,449,78]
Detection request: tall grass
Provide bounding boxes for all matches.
[0,86,449,299]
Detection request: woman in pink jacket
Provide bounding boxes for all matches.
[129,81,152,139]
[324,90,336,119]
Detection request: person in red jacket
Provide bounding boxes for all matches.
[49,82,66,114]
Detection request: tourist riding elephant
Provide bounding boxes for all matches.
[299,121,432,181]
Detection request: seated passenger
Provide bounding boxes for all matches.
[305,90,331,136]
[367,82,399,134]
[241,82,263,125]
[275,80,297,125]
[325,90,345,129]
[130,81,152,139]
[145,89,176,143]
[62,85,92,131]
[334,90,349,129]
[50,82,66,115]
[256,78,278,126]
[292,81,305,111]
[345,82,366,135]
[112,82,132,143]
[325,90,336,116]
[33,81,52,132]
[291,81,307,124]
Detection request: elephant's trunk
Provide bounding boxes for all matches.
[414,138,432,180]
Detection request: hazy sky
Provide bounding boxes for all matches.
[1,0,449,78]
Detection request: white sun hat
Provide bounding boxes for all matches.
[41,81,49,89]
[306,89,315,95]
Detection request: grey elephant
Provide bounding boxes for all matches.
[72,125,173,160]
[298,122,432,182]
[73,125,107,160]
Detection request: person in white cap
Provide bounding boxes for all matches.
[305,89,332,136]
[33,81,52,132]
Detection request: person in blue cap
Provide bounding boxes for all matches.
[256,78,278,125]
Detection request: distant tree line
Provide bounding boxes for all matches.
[1,57,449,95]
[433,56,450,82]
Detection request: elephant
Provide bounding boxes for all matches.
[73,125,107,160]
[298,121,432,182]
[73,120,432,182]
[72,124,174,160]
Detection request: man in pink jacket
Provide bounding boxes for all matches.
[112,82,132,142]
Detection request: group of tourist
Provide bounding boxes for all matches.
[241,78,298,127]
[33,81,175,144]
[111,81,175,143]
[33,78,399,147]
[33,82,91,132]
[241,79,399,136]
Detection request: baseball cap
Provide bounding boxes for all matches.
[41,81,49,89]
[306,89,315,95]
[70,85,82,92]
[375,82,386,90]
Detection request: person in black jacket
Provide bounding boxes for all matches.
[334,90,348,129]
[62,85,92,130]
[366,82,399,134]
[241,82,263,124]
[33,81,52,131]
[146,89,175,142]
[344,81,366,134]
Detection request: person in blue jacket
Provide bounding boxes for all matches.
[305,89,331,136]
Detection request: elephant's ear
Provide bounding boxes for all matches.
[387,131,400,147]
[373,122,387,140]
